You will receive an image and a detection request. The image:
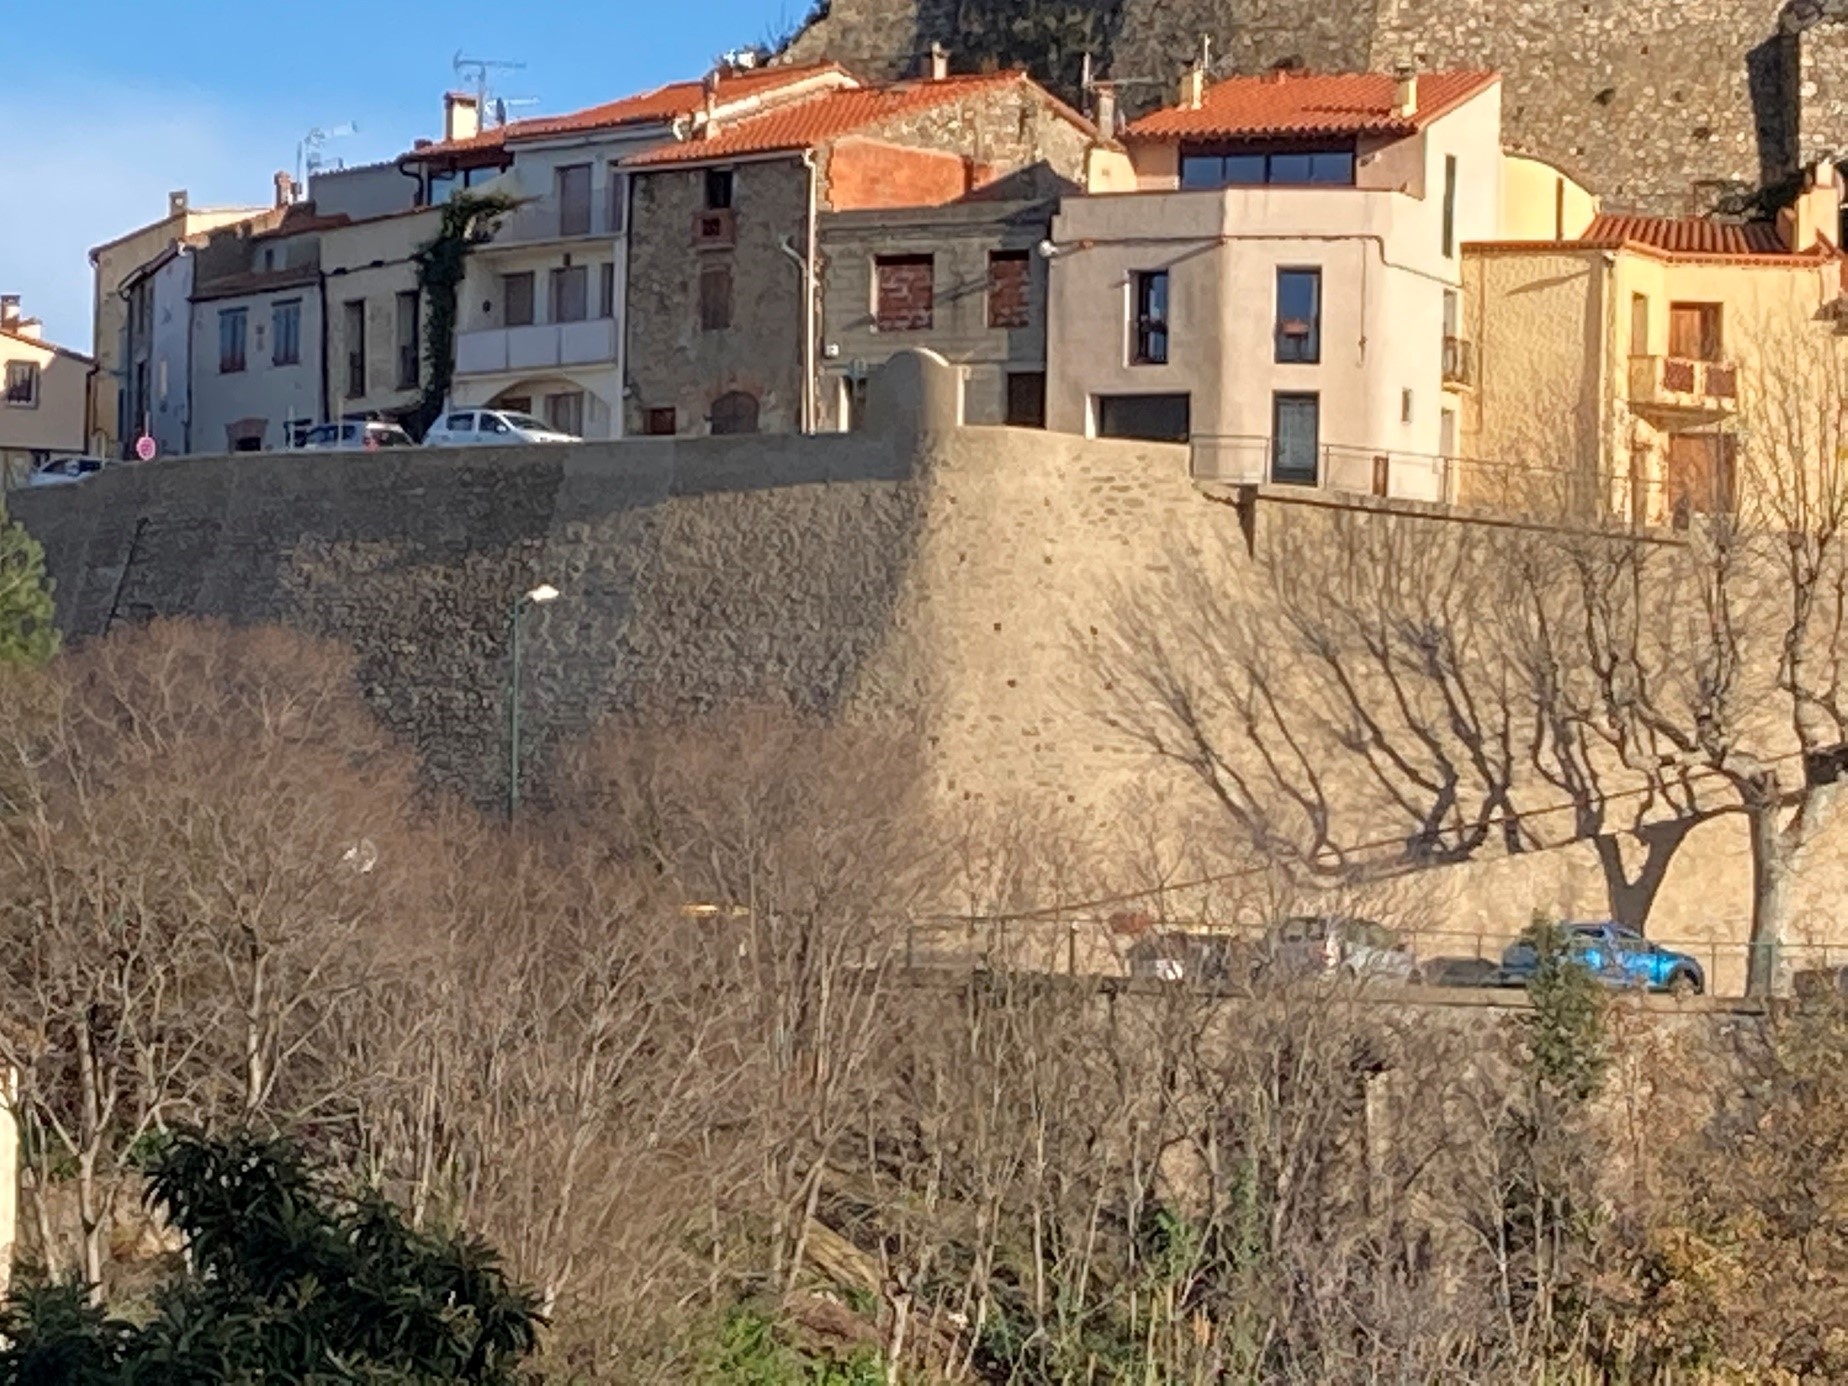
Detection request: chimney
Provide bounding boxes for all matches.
[702,69,721,137]
[273,170,295,209]
[1393,61,1419,118]
[0,296,18,331]
[443,91,480,144]
[1790,159,1844,252]
[1181,62,1206,110]
[1092,82,1119,138]
[930,41,951,81]
[168,189,189,219]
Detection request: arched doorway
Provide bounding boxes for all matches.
[710,390,760,436]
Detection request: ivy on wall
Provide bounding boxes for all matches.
[410,191,521,440]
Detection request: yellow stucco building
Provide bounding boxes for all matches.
[0,296,92,488]
[1462,164,1846,524]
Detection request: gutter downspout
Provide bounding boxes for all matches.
[796,149,819,434]
[316,266,331,427]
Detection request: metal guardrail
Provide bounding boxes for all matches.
[899,918,1846,1001]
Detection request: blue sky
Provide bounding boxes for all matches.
[0,0,810,350]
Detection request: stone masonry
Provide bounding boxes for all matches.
[786,0,1848,215]
[20,350,1848,993]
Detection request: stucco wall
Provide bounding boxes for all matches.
[21,348,1848,990]
[189,287,325,452]
[0,338,88,483]
[322,209,444,421]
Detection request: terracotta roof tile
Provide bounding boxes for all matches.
[1579,212,1792,257]
[1124,69,1499,142]
[624,72,1080,167]
[412,62,853,158]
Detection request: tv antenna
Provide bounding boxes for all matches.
[454,51,527,125]
[492,96,541,128]
[297,122,357,190]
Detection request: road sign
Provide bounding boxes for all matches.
[134,434,156,462]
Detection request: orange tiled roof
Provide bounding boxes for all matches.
[413,62,853,157]
[1124,69,1499,142]
[1578,213,1793,257]
[624,71,1081,167]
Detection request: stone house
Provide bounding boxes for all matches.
[186,200,334,453]
[397,65,853,439]
[620,62,1095,437]
[1047,67,1513,503]
[818,193,1062,431]
[1462,164,1848,525]
[0,296,90,486]
[116,245,197,461]
[87,191,267,458]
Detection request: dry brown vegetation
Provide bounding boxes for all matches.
[3,620,1848,1382]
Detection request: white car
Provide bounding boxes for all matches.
[24,455,118,488]
[423,409,579,447]
[299,420,415,451]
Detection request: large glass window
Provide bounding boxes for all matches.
[1181,147,1355,188]
[1132,271,1169,365]
[1272,393,1320,485]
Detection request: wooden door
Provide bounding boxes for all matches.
[1666,434,1734,523]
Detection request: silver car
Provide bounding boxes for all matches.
[24,455,117,488]
[299,420,415,451]
[1261,915,1418,983]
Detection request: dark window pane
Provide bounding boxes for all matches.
[1133,270,1169,364]
[1275,268,1321,363]
[1269,152,1315,183]
[1307,151,1355,183]
[1097,393,1190,442]
[1222,154,1266,184]
[1272,393,1320,484]
[1180,155,1224,188]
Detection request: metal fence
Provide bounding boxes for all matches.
[1188,435,1673,528]
[900,916,1848,1001]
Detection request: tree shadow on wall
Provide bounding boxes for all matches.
[916,0,1128,102]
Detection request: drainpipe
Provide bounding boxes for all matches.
[782,147,818,434]
[316,267,331,427]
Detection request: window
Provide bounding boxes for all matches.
[1274,268,1320,363]
[1006,371,1047,428]
[1441,155,1458,258]
[841,376,869,432]
[1631,293,1650,354]
[1554,177,1566,240]
[396,290,420,390]
[444,411,476,432]
[1669,303,1723,360]
[699,262,733,331]
[3,361,38,406]
[557,163,592,236]
[1096,393,1190,442]
[271,299,301,366]
[705,168,734,211]
[544,390,585,436]
[987,250,1031,329]
[1132,270,1169,365]
[284,416,313,448]
[1179,146,1355,188]
[218,308,247,373]
[551,265,589,323]
[607,165,627,234]
[644,407,676,436]
[1272,392,1320,484]
[344,300,366,399]
[479,412,511,435]
[598,262,616,319]
[1667,433,1737,524]
[875,254,934,331]
[710,390,760,435]
[503,272,536,327]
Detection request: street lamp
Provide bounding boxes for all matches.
[506,582,560,822]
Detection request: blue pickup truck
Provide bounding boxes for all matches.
[1500,922,1705,996]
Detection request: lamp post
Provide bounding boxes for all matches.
[506,582,560,822]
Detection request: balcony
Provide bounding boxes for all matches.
[1189,436,1452,504]
[482,194,620,249]
[455,319,618,376]
[1627,354,1738,420]
[1442,335,1476,388]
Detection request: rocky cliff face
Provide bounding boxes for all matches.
[787,0,1848,215]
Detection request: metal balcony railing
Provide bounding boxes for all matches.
[1627,355,1739,413]
[1441,335,1476,387]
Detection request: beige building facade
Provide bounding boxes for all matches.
[1047,69,1507,504]
[1462,164,1847,522]
[0,297,92,487]
[88,191,267,457]
[321,208,444,425]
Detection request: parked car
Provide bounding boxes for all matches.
[1499,922,1704,996]
[299,419,415,451]
[1791,965,1848,1000]
[24,455,117,488]
[422,408,579,447]
[1258,915,1418,983]
[1421,956,1504,989]
[1126,931,1247,985]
